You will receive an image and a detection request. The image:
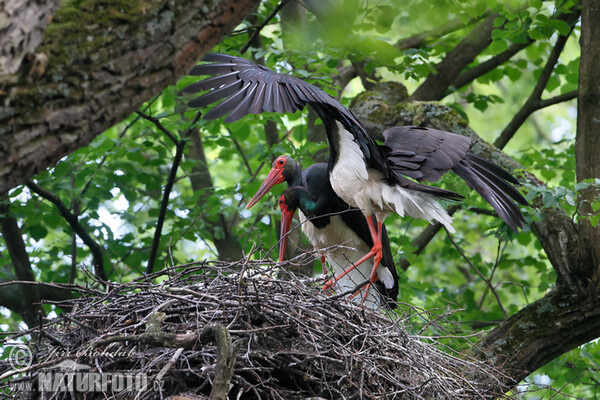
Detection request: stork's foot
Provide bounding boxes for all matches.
[323,243,383,302]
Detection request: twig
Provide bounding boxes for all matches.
[136,111,179,145]
[444,228,509,318]
[398,205,460,271]
[240,0,292,55]
[146,112,202,274]
[409,14,500,102]
[228,128,253,175]
[396,14,486,50]
[156,347,184,381]
[494,26,575,150]
[26,181,108,282]
[451,40,533,91]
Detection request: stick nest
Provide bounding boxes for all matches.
[3,259,512,399]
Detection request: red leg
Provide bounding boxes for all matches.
[320,255,327,275]
[323,215,383,290]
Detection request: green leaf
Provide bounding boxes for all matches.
[489,39,508,55]
[551,19,572,36]
[29,224,49,241]
[530,0,542,9]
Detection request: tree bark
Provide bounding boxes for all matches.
[575,0,600,278]
[0,0,261,194]
[0,0,62,75]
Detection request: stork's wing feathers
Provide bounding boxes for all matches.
[383,125,527,231]
[183,53,361,127]
[382,126,472,182]
[453,153,528,231]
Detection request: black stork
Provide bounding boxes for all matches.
[246,155,399,307]
[183,53,528,295]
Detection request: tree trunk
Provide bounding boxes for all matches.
[575,0,600,279]
[0,0,260,193]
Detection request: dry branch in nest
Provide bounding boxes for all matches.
[1,257,512,399]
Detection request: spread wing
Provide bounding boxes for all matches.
[183,53,386,175]
[382,126,527,231]
[183,53,361,127]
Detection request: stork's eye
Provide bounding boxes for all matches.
[276,157,285,167]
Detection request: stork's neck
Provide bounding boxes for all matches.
[294,187,318,213]
[286,161,303,187]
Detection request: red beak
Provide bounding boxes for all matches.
[246,168,284,209]
[279,204,295,263]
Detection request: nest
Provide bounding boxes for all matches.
[1,257,512,399]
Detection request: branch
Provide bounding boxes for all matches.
[478,287,600,385]
[136,111,179,145]
[228,129,253,176]
[1,0,261,193]
[398,205,460,271]
[80,96,161,200]
[146,112,202,274]
[396,14,486,50]
[445,229,508,318]
[451,40,533,90]
[147,140,186,274]
[450,8,580,92]
[240,0,291,54]
[26,181,108,282]
[200,324,237,400]
[0,197,43,327]
[0,0,61,75]
[494,28,574,149]
[409,13,499,101]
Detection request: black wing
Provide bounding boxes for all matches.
[382,126,473,182]
[382,126,527,231]
[183,53,361,126]
[183,53,387,176]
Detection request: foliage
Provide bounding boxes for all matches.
[1,0,594,398]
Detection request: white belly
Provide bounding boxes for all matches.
[329,122,455,232]
[299,212,391,308]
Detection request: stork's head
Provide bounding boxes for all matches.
[246,155,300,209]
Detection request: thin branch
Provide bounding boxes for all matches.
[136,111,179,145]
[451,8,580,92]
[70,228,77,284]
[396,14,486,50]
[147,140,186,274]
[398,205,460,271]
[538,89,578,108]
[477,240,504,309]
[240,0,292,54]
[409,13,499,102]
[494,27,574,150]
[146,112,202,274]
[80,96,160,200]
[451,40,533,91]
[228,128,253,176]
[444,228,509,318]
[25,182,108,282]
